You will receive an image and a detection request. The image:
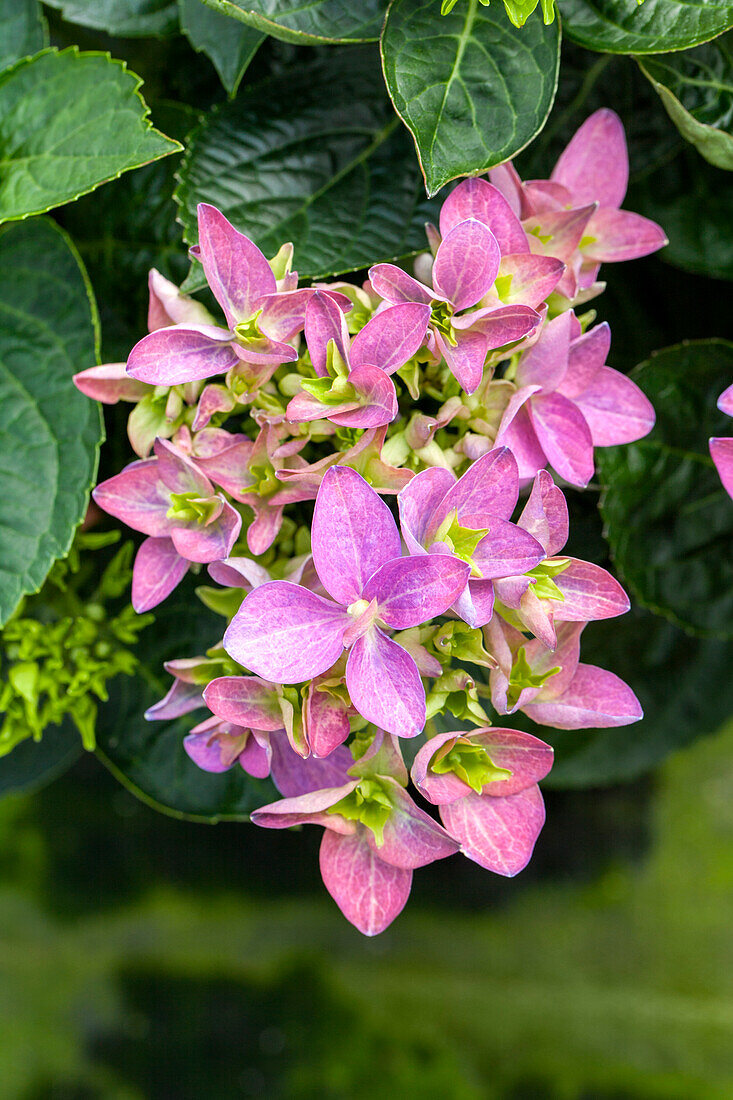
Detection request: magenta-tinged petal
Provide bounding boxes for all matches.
[432,327,489,395]
[257,288,349,342]
[441,785,545,876]
[554,559,630,621]
[523,178,573,214]
[434,446,520,528]
[184,724,248,773]
[575,367,656,446]
[411,732,469,805]
[145,677,203,721]
[711,437,733,498]
[367,781,459,869]
[440,178,529,255]
[453,305,540,351]
[346,628,425,738]
[269,738,354,797]
[305,686,350,758]
[127,324,237,386]
[365,555,470,629]
[246,506,284,557]
[398,466,456,552]
[515,311,573,392]
[238,731,273,779]
[73,363,150,405]
[203,675,282,731]
[524,663,642,729]
[496,254,565,309]
[529,393,595,487]
[197,203,276,328]
[148,268,213,330]
[131,536,188,612]
[329,366,398,429]
[472,518,545,580]
[311,466,401,605]
[304,291,350,377]
[519,469,568,556]
[252,782,359,831]
[368,263,433,305]
[583,207,668,263]
[498,404,547,483]
[552,108,629,209]
[350,302,430,374]
[154,438,213,496]
[560,322,610,398]
[171,499,241,564]
[231,332,298,368]
[286,390,361,424]
[718,384,733,418]
[453,578,495,628]
[470,728,555,795]
[433,219,501,311]
[530,204,597,264]
[208,556,271,590]
[224,581,348,683]
[92,461,171,537]
[319,829,412,936]
[488,161,527,217]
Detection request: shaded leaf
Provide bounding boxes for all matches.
[597,339,733,638]
[200,0,388,44]
[0,219,103,625]
[639,34,733,170]
[43,0,179,36]
[0,720,81,798]
[96,582,274,822]
[0,48,181,223]
[175,47,438,287]
[382,0,561,196]
[0,0,46,71]
[560,0,733,55]
[179,0,264,95]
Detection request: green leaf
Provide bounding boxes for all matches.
[200,0,388,43]
[560,0,733,55]
[382,0,561,196]
[0,218,103,626]
[630,150,733,278]
[639,35,733,170]
[0,0,46,72]
[0,720,81,798]
[179,0,264,95]
[43,0,179,36]
[175,47,438,286]
[95,583,274,822]
[597,339,733,638]
[0,48,182,224]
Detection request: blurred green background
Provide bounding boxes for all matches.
[2,716,733,1099]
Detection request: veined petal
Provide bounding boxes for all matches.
[560,322,610,398]
[551,108,629,209]
[494,254,564,309]
[515,311,573,392]
[441,785,545,876]
[171,499,241,563]
[252,782,359,830]
[453,578,495,628]
[472,518,545,579]
[305,290,350,377]
[434,327,489,396]
[583,207,668,263]
[148,268,214,330]
[364,555,471,629]
[368,263,434,305]
[203,675,283,731]
[575,367,656,446]
[144,677,203,721]
[440,177,529,255]
[154,438,213,496]
[366,781,459,868]
[73,363,150,404]
[350,302,430,374]
[258,288,350,342]
[398,466,456,552]
[518,469,568,556]
[524,662,642,729]
[329,366,398,429]
[131,536,188,612]
[319,829,412,936]
[433,446,520,527]
[346,629,426,738]
[554,559,630,621]
[92,460,171,537]
[269,738,354,797]
[197,203,276,328]
[711,437,733,498]
[529,393,595,487]
[471,728,554,795]
[224,581,349,683]
[311,466,401,605]
[127,324,237,386]
[433,219,501,311]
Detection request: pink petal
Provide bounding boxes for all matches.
[551,108,629,209]
[575,367,656,446]
[238,731,273,779]
[518,469,568,556]
[127,324,238,385]
[496,254,565,309]
[184,724,248,773]
[711,437,733,498]
[304,290,350,377]
[524,662,643,729]
[329,366,398,429]
[472,728,554,795]
[523,178,573,214]
[529,393,595,487]
[496,398,547,483]
[488,161,527,217]
[305,685,351,758]
[453,578,495,628]
[208,556,271,590]
[73,363,150,404]
[131,536,188,612]
[346,628,425,738]
[398,466,456,552]
[350,302,430,374]
[472,518,546,579]
[559,322,610,398]
[246,506,284,557]
[433,326,489,395]
[364,555,471,629]
[92,460,171,537]
[197,202,276,328]
[454,304,540,349]
[231,333,298,367]
[367,781,459,868]
[530,204,597,263]
[319,829,412,936]
[411,732,470,805]
[170,499,241,563]
[144,677,203,721]
[203,675,283,730]
[311,466,402,605]
[718,384,733,418]
[433,219,501,311]
[154,438,213,496]
[257,287,349,342]
[554,559,630,621]
[252,782,359,830]
[583,207,668,263]
[368,263,433,305]
[224,581,349,682]
[269,737,354,797]
[441,785,545,876]
[515,311,573,392]
[148,268,213,330]
[436,446,520,528]
[440,177,529,254]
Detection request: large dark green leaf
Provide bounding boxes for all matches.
[179,0,264,94]
[0,721,81,798]
[597,340,733,639]
[0,219,103,625]
[43,0,179,36]
[175,47,437,287]
[630,150,733,279]
[560,0,733,55]
[639,35,733,170]
[200,0,387,43]
[0,49,181,223]
[0,0,45,71]
[382,0,561,196]
[95,582,274,822]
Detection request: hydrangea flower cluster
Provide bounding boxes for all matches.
[76,110,666,935]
